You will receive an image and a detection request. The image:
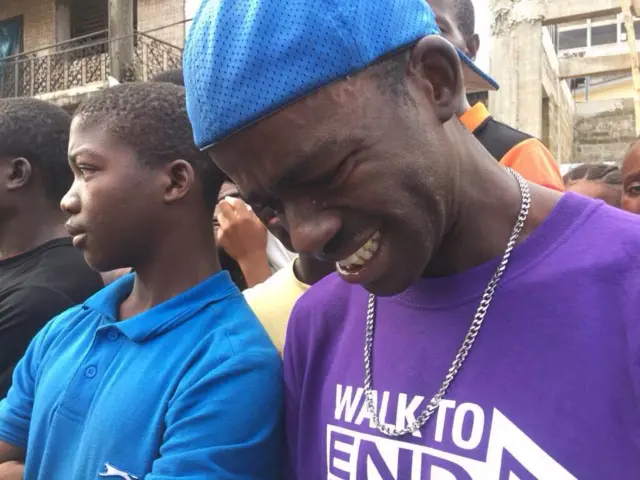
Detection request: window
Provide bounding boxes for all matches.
[0,16,22,58]
[558,29,587,50]
[69,0,137,39]
[570,77,586,90]
[591,23,617,46]
[70,0,108,39]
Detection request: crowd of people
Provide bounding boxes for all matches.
[0,0,638,478]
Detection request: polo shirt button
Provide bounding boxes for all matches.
[85,366,97,378]
[107,330,119,341]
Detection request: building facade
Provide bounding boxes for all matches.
[0,0,190,111]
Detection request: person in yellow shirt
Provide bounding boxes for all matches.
[243,208,335,355]
[428,0,564,191]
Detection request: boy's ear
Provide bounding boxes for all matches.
[4,157,33,191]
[162,159,195,203]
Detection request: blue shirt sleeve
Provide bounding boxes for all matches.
[0,300,63,449]
[147,350,284,479]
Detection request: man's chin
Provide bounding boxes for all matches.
[84,252,123,275]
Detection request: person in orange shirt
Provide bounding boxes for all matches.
[428,0,564,191]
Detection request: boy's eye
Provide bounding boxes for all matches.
[77,165,97,177]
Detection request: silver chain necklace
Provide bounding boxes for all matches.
[363,168,531,437]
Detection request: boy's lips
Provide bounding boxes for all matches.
[64,222,85,237]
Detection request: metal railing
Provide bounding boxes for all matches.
[0,30,109,98]
[0,21,185,99]
[129,30,183,81]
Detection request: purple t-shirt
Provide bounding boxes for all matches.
[284,193,640,479]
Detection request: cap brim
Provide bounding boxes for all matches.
[457,49,498,93]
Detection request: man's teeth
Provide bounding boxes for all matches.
[337,232,380,269]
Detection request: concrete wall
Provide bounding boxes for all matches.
[489,13,544,139]
[573,98,635,164]
[137,0,185,47]
[541,27,575,164]
[0,0,55,53]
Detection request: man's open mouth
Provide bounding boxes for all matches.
[336,231,381,275]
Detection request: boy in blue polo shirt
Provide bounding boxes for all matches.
[0,82,283,479]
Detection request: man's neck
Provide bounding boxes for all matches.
[0,208,68,258]
[119,222,221,320]
[423,124,561,278]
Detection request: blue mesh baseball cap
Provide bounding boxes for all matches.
[184,0,499,150]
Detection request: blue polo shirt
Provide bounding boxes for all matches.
[0,271,283,479]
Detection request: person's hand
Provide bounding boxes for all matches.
[215,197,272,287]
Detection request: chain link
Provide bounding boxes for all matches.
[363,168,531,437]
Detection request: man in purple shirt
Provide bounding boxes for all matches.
[184,0,640,478]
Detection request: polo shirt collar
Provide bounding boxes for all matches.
[459,101,490,133]
[83,271,239,343]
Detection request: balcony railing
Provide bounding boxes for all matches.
[0,22,185,99]
[130,31,183,81]
[0,31,109,98]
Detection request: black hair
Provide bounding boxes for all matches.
[563,163,622,186]
[150,68,184,87]
[0,98,72,204]
[453,0,476,39]
[74,82,223,207]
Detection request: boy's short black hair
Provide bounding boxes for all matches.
[0,98,72,204]
[150,69,185,87]
[74,82,223,207]
[563,163,622,186]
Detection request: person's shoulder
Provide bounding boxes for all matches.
[244,261,306,300]
[3,288,88,350]
[204,290,281,362]
[557,194,640,272]
[0,284,80,325]
[589,201,640,248]
[21,239,104,300]
[286,273,362,344]
[293,272,357,315]
[473,115,533,161]
[574,194,640,235]
[243,262,308,354]
[174,291,283,398]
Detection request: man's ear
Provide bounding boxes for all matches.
[406,36,464,123]
[5,157,32,192]
[466,34,480,61]
[162,159,195,204]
